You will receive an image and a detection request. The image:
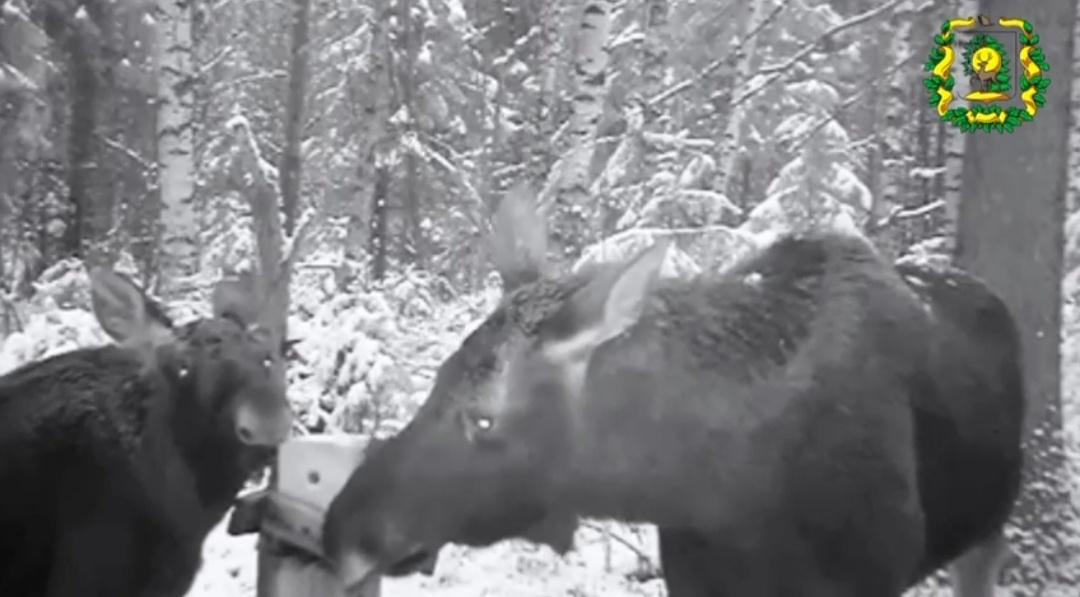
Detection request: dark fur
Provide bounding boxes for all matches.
[895,260,1025,582]
[0,301,289,596]
[323,232,1024,596]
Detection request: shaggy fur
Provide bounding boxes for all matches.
[0,275,290,597]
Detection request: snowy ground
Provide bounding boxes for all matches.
[188,520,669,597]
[188,515,968,597]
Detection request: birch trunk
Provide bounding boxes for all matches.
[155,0,197,289]
[872,11,914,253]
[553,0,616,259]
[561,0,616,194]
[715,0,763,195]
[940,0,979,249]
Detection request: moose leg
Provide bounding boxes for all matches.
[948,529,1014,597]
[657,527,889,597]
[657,528,727,597]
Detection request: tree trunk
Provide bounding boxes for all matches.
[942,0,979,251]
[1068,4,1080,213]
[228,0,315,567]
[915,91,930,206]
[715,0,763,196]
[862,25,886,237]
[155,0,197,289]
[639,0,668,102]
[399,0,422,265]
[737,157,753,215]
[279,0,311,237]
[0,0,50,275]
[955,4,1076,590]
[61,27,96,259]
[933,117,947,205]
[369,165,389,281]
[341,0,392,286]
[553,0,616,259]
[562,0,615,193]
[880,9,911,210]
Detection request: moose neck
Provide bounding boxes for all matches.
[557,269,830,530]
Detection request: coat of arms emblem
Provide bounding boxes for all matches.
[923,15,1050,133]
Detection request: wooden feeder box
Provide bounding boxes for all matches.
[228,434,380,597]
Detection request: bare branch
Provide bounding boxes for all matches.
[876,199,945,230]
[96,133,156,170]
[732,0,909,109]
[579,520,657,570]
[210,70,288,94]
[280,207,317,275]
[646,0,791,107]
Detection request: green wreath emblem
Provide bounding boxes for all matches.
[922,17,1051,134]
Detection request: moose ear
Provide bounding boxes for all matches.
[89,267,174,347]
[543,240,669,363]
[490,182,548,293]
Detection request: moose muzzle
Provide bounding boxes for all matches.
[235,399,292,446]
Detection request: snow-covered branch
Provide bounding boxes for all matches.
[733,0,914,109]
[788,49,918,153]
[646,0,791,107]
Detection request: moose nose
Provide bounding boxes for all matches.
[235,401,293,446]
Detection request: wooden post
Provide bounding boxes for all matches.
[228,435,381,597]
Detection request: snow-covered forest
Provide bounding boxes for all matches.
[2,0,1080,594]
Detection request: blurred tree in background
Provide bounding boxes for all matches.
[1,0,974,296]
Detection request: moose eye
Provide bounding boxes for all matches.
[461,408,500,446]
[261,357,273,370]
[178,366,190,379]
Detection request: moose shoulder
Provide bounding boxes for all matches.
[0,268,294,597]
[322,189,1024,597]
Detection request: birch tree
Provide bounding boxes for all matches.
[155,0,197,289]
[715,0,764,196]
[552,0,616,258]
[939,0,978,250]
